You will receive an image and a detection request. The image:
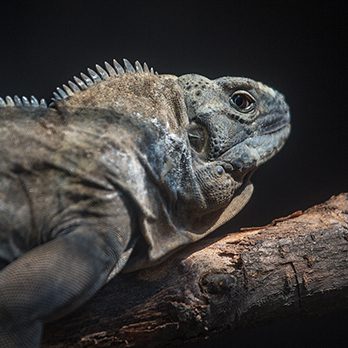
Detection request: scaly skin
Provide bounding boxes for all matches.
[0,59,290,347]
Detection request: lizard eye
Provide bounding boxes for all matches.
[230,90,255,112]
[188,123,207,153]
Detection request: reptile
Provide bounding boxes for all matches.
[0,59,290,347]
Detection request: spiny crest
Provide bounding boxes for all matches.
[0,95,47,108]
[52,58,156,102]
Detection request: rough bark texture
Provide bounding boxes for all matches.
[43,193,348,347]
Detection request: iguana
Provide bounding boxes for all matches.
[0,59,290,347]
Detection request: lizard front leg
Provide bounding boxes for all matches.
[0,224,132,348]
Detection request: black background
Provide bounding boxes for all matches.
[0,1,347,346]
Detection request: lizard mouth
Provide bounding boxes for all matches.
[218,122,290,176]
[259,113,290,135]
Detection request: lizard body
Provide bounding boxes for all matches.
[0,59,290,347]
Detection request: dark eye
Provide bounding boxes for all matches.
[188,123,207,153]
[229,90,255,112]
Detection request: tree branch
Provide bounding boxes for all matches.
[43,193,348,347]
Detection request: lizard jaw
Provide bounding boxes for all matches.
[218,122,290,174]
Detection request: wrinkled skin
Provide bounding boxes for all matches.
[0,68,290,347]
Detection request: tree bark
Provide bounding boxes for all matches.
[43,193,348,347]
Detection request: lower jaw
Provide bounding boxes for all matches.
[220,124,290,175]
[256,124,291,164]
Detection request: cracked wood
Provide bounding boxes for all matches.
[43,193,348,347]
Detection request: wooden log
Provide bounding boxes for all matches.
[43,193,348,347]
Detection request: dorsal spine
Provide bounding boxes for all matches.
[0,95,47,108]
[52,58,156,103]
[0,59,156,109]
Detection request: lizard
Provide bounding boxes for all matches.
[0,58,291,347]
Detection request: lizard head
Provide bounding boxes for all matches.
[175,74,290,229]
[179,74,290,175]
